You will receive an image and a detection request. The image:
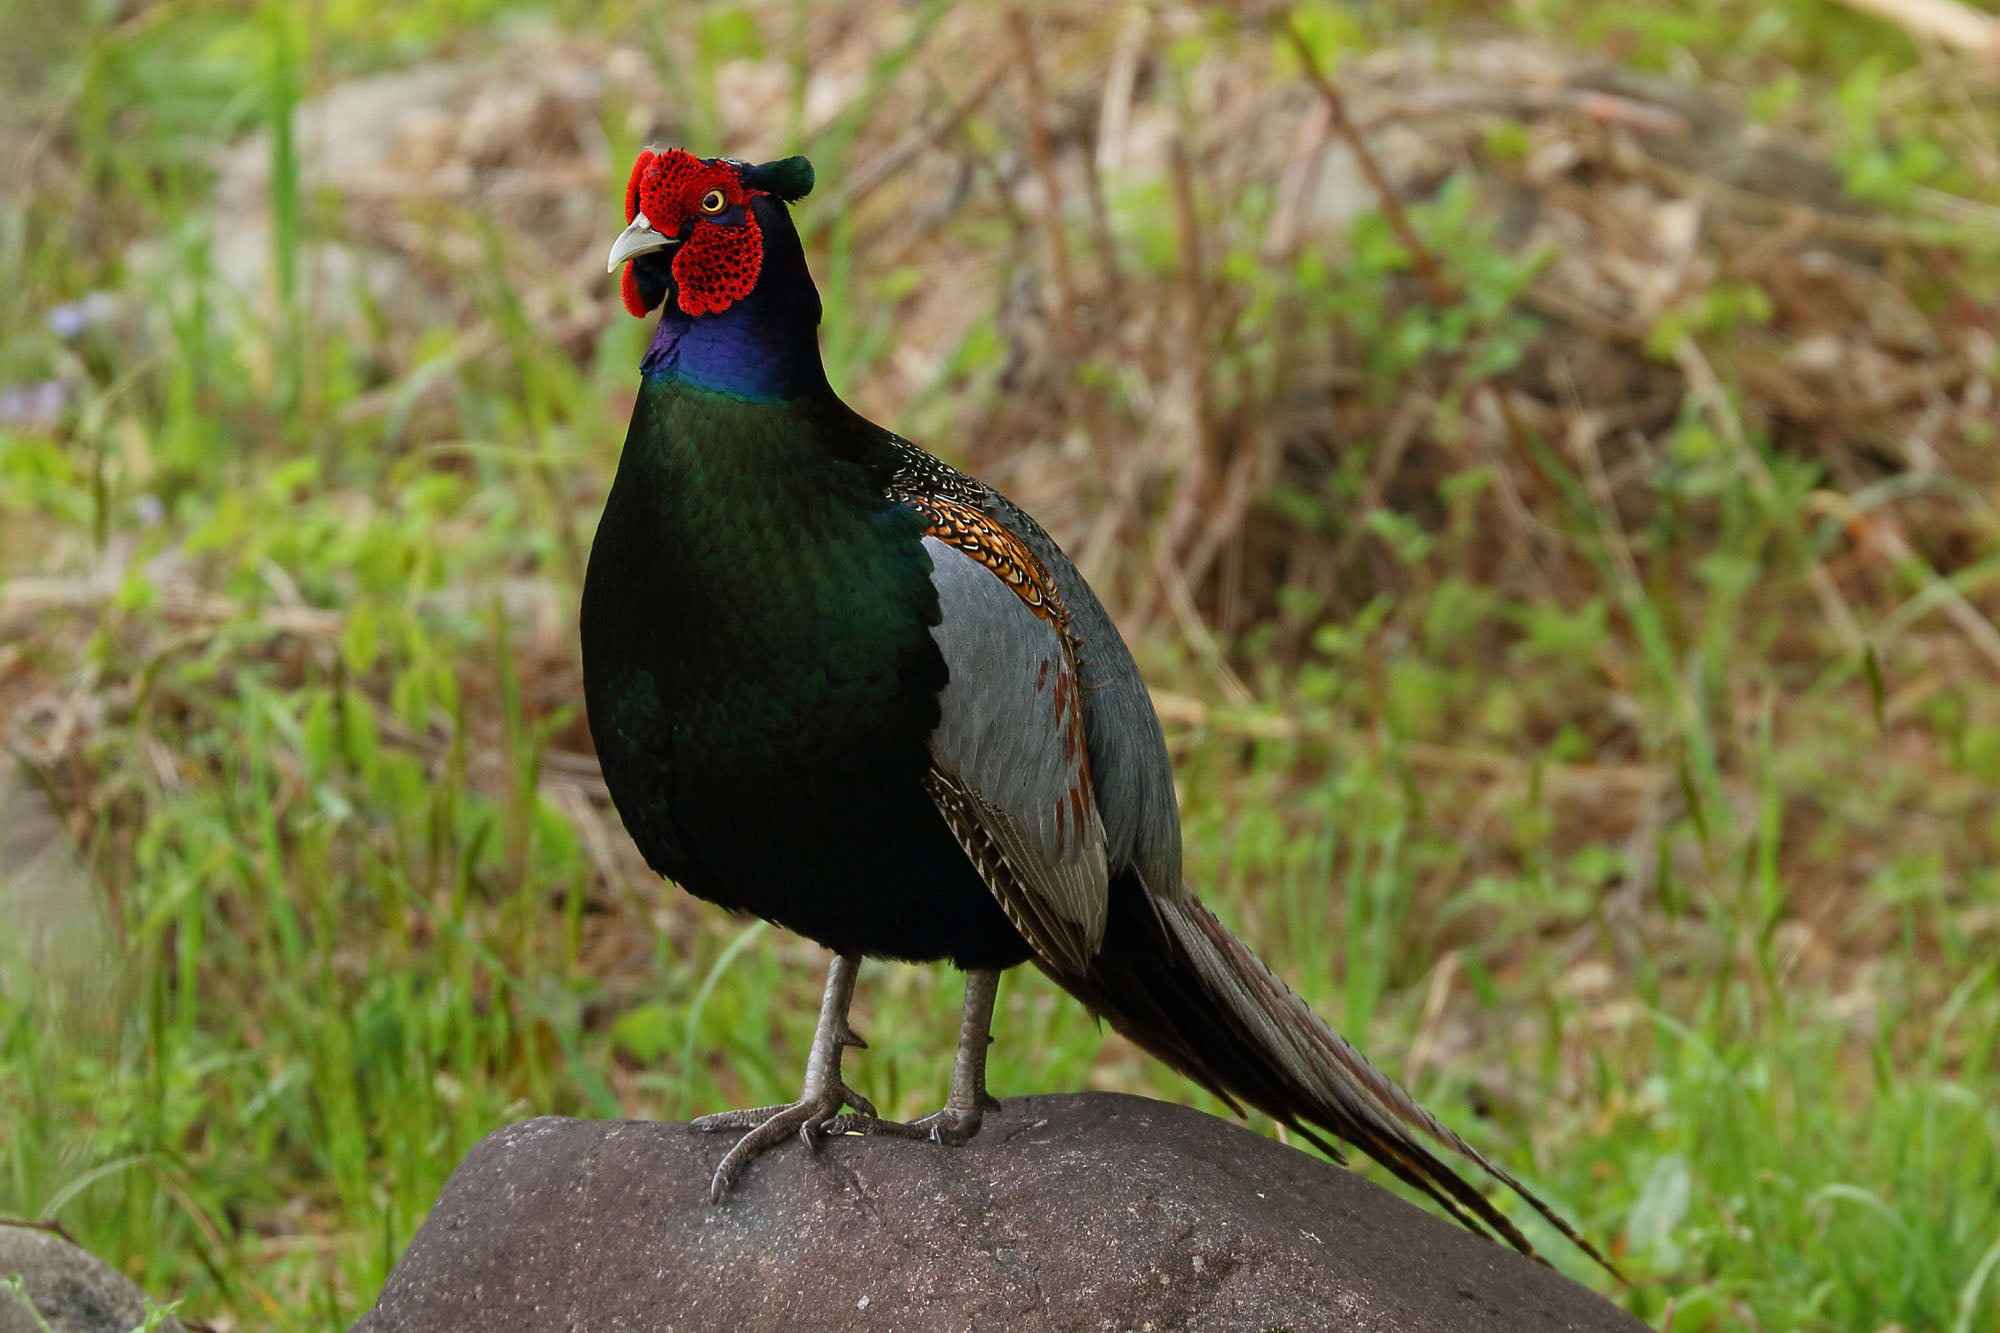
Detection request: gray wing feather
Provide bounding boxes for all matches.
[977,494,1184,899]
[924,536,1108,974]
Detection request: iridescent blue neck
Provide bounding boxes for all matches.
[639,197,827,402]
[640,294,826,402]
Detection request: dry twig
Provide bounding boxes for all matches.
[1832,0,2000,65]
[1008,9,1082,355]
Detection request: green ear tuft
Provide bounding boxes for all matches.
[743,156,814,203]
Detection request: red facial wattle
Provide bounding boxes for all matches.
[671,220,763,317]
[624,148,654,226]
[619,149,658,315]
[618,149,768,319]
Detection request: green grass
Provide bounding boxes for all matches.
[3,1,2000,1329]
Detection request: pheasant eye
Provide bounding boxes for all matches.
[700,189,726,215]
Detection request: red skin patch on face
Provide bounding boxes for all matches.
[672,222,762,316]
[624,149,656,223]
[620,261,648,318]
[618,149,768,319]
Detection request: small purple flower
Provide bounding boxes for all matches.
[46,292,116,340]
[47,304,91,339]
[0,379,69,430]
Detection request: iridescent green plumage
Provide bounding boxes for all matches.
[582,378,1033,967]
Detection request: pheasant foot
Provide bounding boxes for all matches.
[692,951,875,1202]
[825,967,1003,1149]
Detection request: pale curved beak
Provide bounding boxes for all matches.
[606,213,677,272]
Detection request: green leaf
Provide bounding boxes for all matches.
[612,1001,679,1066]
[1627,1152,1692,1269]
[1863,641,1887,732]
[341,601,379,675]
[697,9,765,66]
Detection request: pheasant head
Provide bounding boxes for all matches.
[607,149,815,319]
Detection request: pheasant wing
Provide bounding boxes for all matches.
[915,499,1108,978]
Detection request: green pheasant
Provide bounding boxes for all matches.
[583,147,1613,1274]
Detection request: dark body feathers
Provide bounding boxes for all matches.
[582,386,1033,969]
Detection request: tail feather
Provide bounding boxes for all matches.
[1052,873,1622,1281]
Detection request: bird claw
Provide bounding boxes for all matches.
[828,1101,990,1148]
[915,1105,988,1147]
[690,1082,876,1137]
[695,1079,879,1202]
[689,1104,792,1134]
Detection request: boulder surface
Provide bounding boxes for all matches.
[0,1223,184,1333]
[356,1092,1642,1332]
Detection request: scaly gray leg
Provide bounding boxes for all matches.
[690,951,877,1201]
[829,967,1002,1147]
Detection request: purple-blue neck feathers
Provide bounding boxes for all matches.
[641,196,826,402]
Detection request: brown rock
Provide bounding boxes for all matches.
[356,1092,1640,1332]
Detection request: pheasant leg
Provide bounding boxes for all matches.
[829,967,1002,1147]
[691,951,877,1200]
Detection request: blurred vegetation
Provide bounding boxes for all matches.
[2,0,1999,1328]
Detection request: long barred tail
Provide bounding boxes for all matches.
[1053,873,1623,1280]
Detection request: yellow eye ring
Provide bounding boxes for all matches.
[700,189,727,215]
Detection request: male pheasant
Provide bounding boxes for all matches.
[584,148,1611,1272]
